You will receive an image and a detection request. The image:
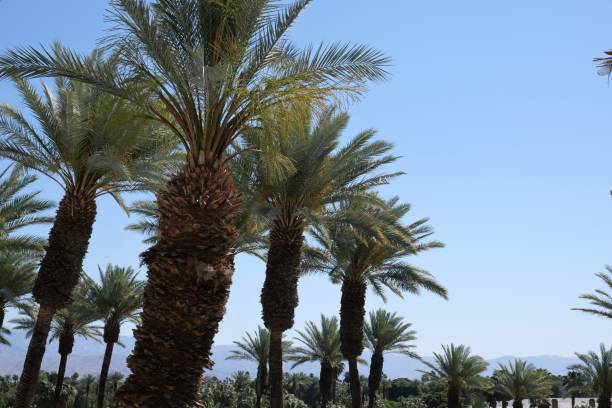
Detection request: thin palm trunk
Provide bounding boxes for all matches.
[261,220,304,408]
[255,361,267,408]
[53,352,68,408]
[14,194,96,408]
[512,399,523,408]
[116,164,240,408]
[319,360,333,408]
[0,301,5,330]
[85,380,91,408]
[340,279,366,408]
[571,396,575,408]
[599,393,611,408]
[367,351,384,408]
[448,384,460,408]
[269,329,284,408]
[97,341,115,408]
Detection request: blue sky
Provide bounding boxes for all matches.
[1,0,611,359]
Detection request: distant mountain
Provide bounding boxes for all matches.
[0,333,580,379]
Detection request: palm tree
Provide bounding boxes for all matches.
[290,315,344,408]
[83,265,144,408]
[0,1,388,405]
[81,374,96,408]
[10,289,100,408]
[249,106,401,407]
[564,371,589,408]
[364,309,418,408]
[421,344,488,408]
[0,68,175,408]
[573,266,612,319]
[568,344,612,408]
[496,360,552,408]
[310,198,447,408]
[226,327,291,408]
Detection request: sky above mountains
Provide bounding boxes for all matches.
[0,0,611,358]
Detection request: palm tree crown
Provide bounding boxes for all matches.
[568,344,612,408]
[290,315,343,370]
[365,309,418,357]
[495,360,552,407]
[574,266,612,320]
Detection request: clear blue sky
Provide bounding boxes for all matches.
[1,0,611,359]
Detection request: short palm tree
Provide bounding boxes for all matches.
[249,106,401,407]
[83,265,144,408]
[568,344,612,408]
[0,2,388,405]
[496,360,552,408]
[311,198,447,408]
[421,344,488,408]
[364,309,418,408]
[10,287,100,408]
[226,326,291,408]
[564,370,590,408]
[0,69,175,408]
[573,266,612,319]
[290,315,343,408]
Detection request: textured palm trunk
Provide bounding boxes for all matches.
[97,342,115,408]
[116,163,240,408]
[85,381,91,408]
[319,360,333,408]
[255,362,267,408]
[14,193,96,408]
[0,300,5,331]
[367,351,383,408]
[447,385,460,408]
[331,368,338,402]
[340,279,366,408]
[599,393,611,408]
[261,220,304,408]
[53,330,75,408]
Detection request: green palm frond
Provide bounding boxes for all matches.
[495,359,552,401]
[364,309,418,359]
[227,326,292,364]
[420,344,488,392]
[568,344,612,396]
[289,315,343,370]
[573,266,612,319]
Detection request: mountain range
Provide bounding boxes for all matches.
[0,333,580,379]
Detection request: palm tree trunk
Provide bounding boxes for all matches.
[367,351,384,408]
[14,193,96,408]
[340,279,366,408]
[85,380,91,408]
[53,352,69,408]
[97,341,115,408]
[116,164,240,408]
[447,385,460,408]
[319,360,333,408]
[599,393,611,408]
[332,368,338,402]
[512,399,523,408]
[269,329,284,408]
[261,220,304,408]
[0,300,5,330]
[255,362,267,408]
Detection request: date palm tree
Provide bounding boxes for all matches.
[82,265,144,408]
[0,1,388,404]
[310,198,447,408]
[0,70,175,408]
[364,309,418,408]
[290,315,344,408]
[573,266,612,319]
[421,344,488,408]
[564,371,590,408]
[248,106,400,407]
[226,326,291,408]
[569,344,612,408]
[496,360,552,408]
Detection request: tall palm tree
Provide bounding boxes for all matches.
[83,265,144,408]
[310,198,447,408]
[496,360,552,408]
[226,326,291,408]
[364,309,418,408]
[569,344,612,408]
[573,266,612,319]
[248,106,401,407]
[0,70,175,408]
[290,315,344,408]
[421,344,488,408]
[0,1,388,405]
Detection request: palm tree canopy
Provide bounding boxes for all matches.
[421,344,488,391]
[0,250,38,305]
[0,166,53,252]
[573,266,612,319]
[364,309,418,358]
[83,265,145,337]
[0,0,389,166]
[290,314,343,370]
[226,326,292,364]
[10,299,39,338]
[309,197,447,302]
[0,60,178,208]
[568,344,612,396]
[495,359,552,401]
[49,284,101,344]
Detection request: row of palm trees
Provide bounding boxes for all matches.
[3,265,143,408]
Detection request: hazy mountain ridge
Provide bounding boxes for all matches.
[0,333,580,379]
